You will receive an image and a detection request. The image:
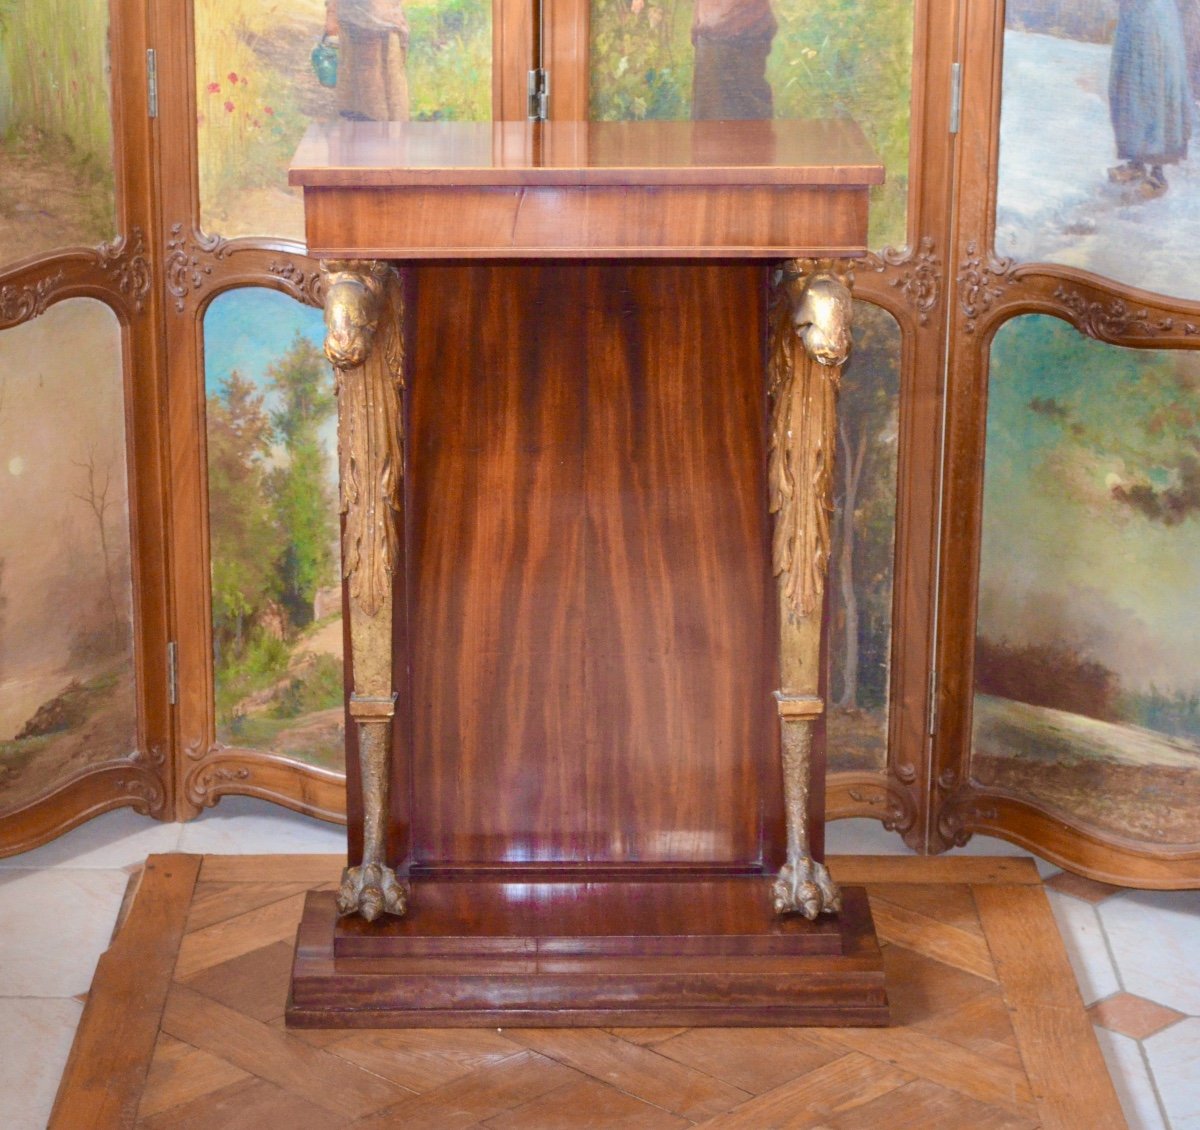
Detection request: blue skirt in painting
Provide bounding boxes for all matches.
[1110,0,1194,165]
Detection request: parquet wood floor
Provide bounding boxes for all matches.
[50,855,1126,1129]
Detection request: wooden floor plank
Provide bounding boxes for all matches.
[50,854,202,1130]
[866,883,985,936]
[828,856,1041,886]
[484,1077,692,1129]
[881,942,999,1027]
[691,1052,912,1129]
[508,1027,751,1121]
[186,881,317,933]
[197,855,343,884]
[161,985,409,1120]
[605,1026,691,1046]
[54,855,1122,1130]
[649,1027,841,1095]
[137,1077,345,1130]
[868,897,998,982]
[175,892,309,981]
[800,1026,1038,1117]
[913,991,1025,1072]
[975,883,1127,1130]
[349,1050,582,1130]
[183,940,296,1023]
[826,1077,1040,1130]
[326,1027,527,1092]
[136,1034,250,1121]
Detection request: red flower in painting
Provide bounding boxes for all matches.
[207,82,220,93]
[264,106,275,116]
[228,71,239,83]
[224,100,235,112]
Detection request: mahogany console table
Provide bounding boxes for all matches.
[285,119,888,1027]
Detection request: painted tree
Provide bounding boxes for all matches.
[265,333,337,630]
[829,303,900,711]
[71,445,122,635]
[207,370,284,661]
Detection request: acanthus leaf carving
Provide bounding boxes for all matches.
[861,235,942,325]
[132,743,167,769]
[97,227,152,314]
[1052,285,1200,340]
[937,795,1000,848]
[0,271,65,328]
[938,765,960,790]
[957,240,1018,332]
[165,223,231,313]
[846,785,916,834]
[186,763,252,807]
[268,259,326,308]
[114,772,166,816]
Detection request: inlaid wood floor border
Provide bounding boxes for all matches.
[49,854,1126,1129]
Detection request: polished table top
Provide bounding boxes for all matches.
[289,119,883,260]
[289,119,885,189]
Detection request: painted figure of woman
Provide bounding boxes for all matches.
[1108,0,1193,199]
[691,0,777,120]
[325,0,410,122]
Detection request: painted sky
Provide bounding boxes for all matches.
[978,315,1200,695]
[204,287,325,396]
[203,286,335,460]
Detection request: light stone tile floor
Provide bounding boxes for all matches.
[0,806,1195,1129]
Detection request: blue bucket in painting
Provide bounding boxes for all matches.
[311,35,338,88]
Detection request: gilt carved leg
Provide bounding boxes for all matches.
[322,258,409,922]
[767,258,854,919]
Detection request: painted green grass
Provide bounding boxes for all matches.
[0,0,115,235]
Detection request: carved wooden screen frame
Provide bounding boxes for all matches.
[157,0,533,822]
[162,0,965,837]
[0,0,174,853]
[933,0,1200,885]
[538,0,961,850]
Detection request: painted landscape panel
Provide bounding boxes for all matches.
[196,0,492,240]
[974,314,1200,843]
[589,0,913,249]
[0,0,115,266]
[827,303,900,776]
[999,0,1200,299]
[204,288,344,771]
[0,300,136,814]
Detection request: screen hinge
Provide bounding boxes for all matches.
[948,61,961,135]
[927,668,939,736]
[147,48,159,118]
[527,68,549,122]
[167,641,178,706]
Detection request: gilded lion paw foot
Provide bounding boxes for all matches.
[772,857,841,919]
[337,862,408,921]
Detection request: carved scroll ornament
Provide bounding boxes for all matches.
[862,235,941,326]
